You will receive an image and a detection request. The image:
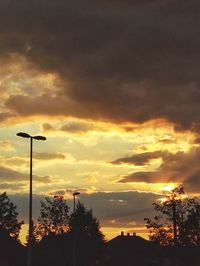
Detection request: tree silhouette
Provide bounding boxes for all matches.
[35,232,72,266]
[184,198,200,246]
[145,187,200,247]
[144,187,185,246]
[37,196,69,238]
[69,201,105,266]
[34,200,104,266]
[0,227,25,266]
[0,192,24,239]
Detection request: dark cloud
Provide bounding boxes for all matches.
[1,0,200,131]
[193,137,200,144]
[48,188,92,198]
[117,147,200,192]
[42,121,100,134]
[111,151,167,165]
[76,191,159,227]
[60,121,96,133]
[0,182,26,191]
[9,193,45,223]
[184,172,200,193]
[0,166,52,184]
[0,112,15,123]
[33,152,65,160]
[119,171,159,183]
[9,191,159,226]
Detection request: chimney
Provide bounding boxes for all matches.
[121,231,124,236]
[133,232,136,237]
[127,232,130,236]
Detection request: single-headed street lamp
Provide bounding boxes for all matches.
[72,191,80,266]
[73,192,80,213]
[17,132,46,266]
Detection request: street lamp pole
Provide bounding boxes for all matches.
[73,192,80,213]
[28,136,33,266]
[72,192,80,266]
[17,132,46,266]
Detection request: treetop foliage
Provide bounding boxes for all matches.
[37,196,69,238]
[69,201,105,241]
[145,186,200,247]
[0,192,24,239]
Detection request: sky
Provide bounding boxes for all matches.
[1,0,200,242]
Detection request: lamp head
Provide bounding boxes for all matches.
[33,135,46,141]
[16,132,31,138]
[73,192,80,196]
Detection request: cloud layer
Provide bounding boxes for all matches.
[10,190,159,226]
[0,0,200,132]
[113,148,200,192]
[0,166,52,185]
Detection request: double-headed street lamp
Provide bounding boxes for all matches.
[16,132,46,266]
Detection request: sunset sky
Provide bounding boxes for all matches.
[1,0,200,242]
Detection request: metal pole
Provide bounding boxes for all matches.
[172,199,177,246]
[73,194,76,213]
[73,194,76,266]
[197,205,200,246]
[27,137,33,266]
